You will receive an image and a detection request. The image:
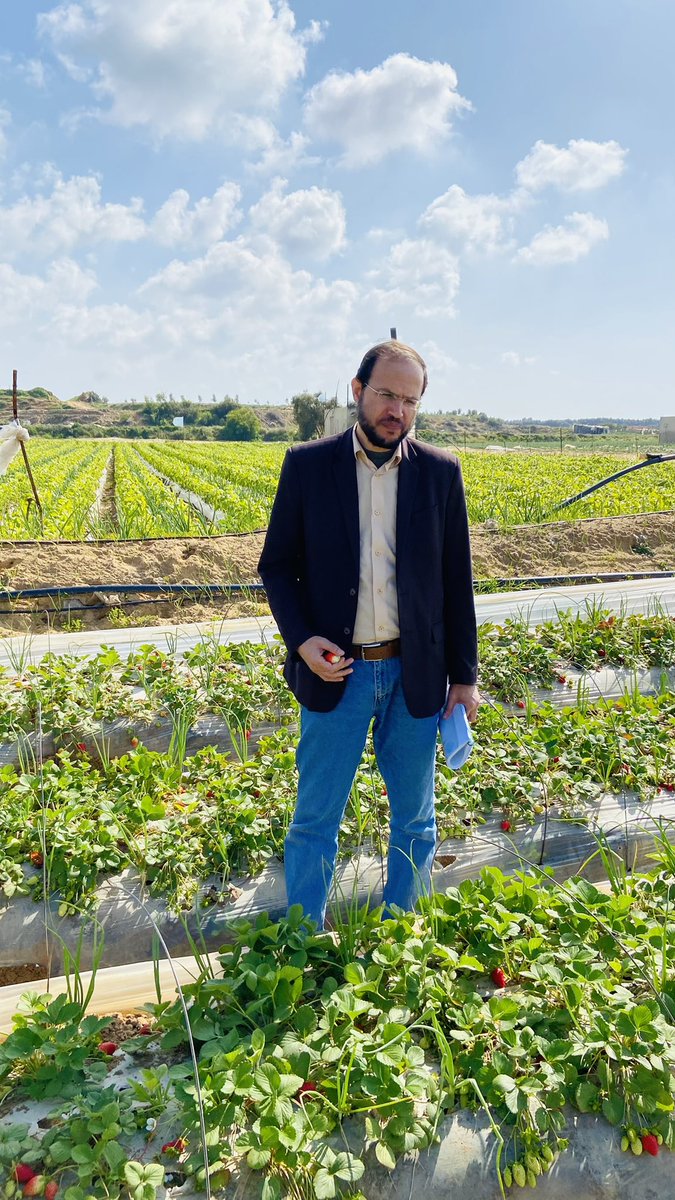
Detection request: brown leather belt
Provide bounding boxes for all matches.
[351,638,401,661]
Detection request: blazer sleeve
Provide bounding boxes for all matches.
[443,461,478,685]
[258,449,315,656]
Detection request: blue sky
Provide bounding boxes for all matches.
[1,0,673,419]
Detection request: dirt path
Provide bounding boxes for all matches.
[0,512,673,637]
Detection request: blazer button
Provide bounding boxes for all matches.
[343,627,351,635]
[349,588,356,596]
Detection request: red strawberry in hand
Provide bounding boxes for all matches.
[642,1133,659,1156]
[323,651,342,665]
[491,966,507,988]
[98,1041,118,1056]
[14,1167,35,1185]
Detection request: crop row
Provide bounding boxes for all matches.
[1,605,674,745]
[1,439,673,539]
[1,626,674,911]
[0,441,111,540]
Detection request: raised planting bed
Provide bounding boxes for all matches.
[2,865,675,1198]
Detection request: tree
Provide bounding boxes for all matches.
[292,391,332,441]
[219,406,261,441]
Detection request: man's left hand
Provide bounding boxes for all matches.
[443,682,480,723]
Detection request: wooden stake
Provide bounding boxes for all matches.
[12,369,43,525]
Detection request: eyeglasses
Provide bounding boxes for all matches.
[363,383,421,412]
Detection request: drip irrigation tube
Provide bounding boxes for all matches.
[0,570,674,611]
[555,452,675,510]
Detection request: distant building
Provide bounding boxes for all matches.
[324,406,356,436]
[660,416,675,445]
[574,423,609,436]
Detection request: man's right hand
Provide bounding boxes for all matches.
[297,636,354,682]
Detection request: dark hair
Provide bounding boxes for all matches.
[355,340,428,395]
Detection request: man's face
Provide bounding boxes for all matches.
[352,356,424,450]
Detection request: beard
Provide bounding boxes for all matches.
[357,400,409,449]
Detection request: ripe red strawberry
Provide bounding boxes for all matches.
[44,1181,58,1200]
[382,787,387,796]
[557,675,567,684]
[130,737,139,748]
[500,819,511,832]
[323,651,342,665]
[162,1139,187,1154]
[30,851,44,867]
[23,1176,45,1197]
[138,1025,152,1035]
[553,756,560,763]
[76,742,87,752]
[641,1133,659,1156]
[14,1166,35,1184]
[516,700,526,710]
[598,648,606,657]
[98,1041,118,1056]
[245,729,251,740]
[491,966,507,988]
[297,1080,320,1096]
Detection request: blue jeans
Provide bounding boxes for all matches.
[284,658,439,928]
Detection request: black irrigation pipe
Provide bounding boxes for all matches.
[0,572,674,616]
[554,452,675,510]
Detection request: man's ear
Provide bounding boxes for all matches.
[350,377,361,404]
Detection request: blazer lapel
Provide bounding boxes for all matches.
[332,430,360,572]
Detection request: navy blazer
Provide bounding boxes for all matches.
[258,429,478,717]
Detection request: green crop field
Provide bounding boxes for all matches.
[0,439,672,540]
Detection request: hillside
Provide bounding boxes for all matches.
[0,387,660,450]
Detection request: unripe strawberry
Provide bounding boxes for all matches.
[502,1167,512,1188]
[44,1182,58,1200]
[512,1162,526,1187]
[642,1133,659,1156]
[14,1169,35,1185]
[98,1041,118,1055]
[525,1154,541,1176]
[630,1138,643,1155]
[540,1145,554,1164]
[526,1171,537,1189]
[620,1136,629,1152]
[23,1177,45,1197]
[491,966,507,988]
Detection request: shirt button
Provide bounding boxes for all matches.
[377,588,383,594]
[349,588,356,596]
[375,550,381,557]
[343,627,350,635]
[374,509,381,516]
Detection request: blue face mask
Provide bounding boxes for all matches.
[438,703,474,770]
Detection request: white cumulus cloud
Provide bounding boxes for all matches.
[248,178,346,259]
[38,0,317,139]
[420,184,528,253]
[0,173,146,258]
[303,53,471,167]
[516,212,609,265]
[516,138,627,192]
[501,351,536,366]
[152,183,242,248]
[366,237,460,317]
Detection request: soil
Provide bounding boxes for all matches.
[0,511,673,637]
[0,963,49,987]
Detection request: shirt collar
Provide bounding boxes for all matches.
[352,423,403,470]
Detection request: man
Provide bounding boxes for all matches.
[258,340,479,928]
